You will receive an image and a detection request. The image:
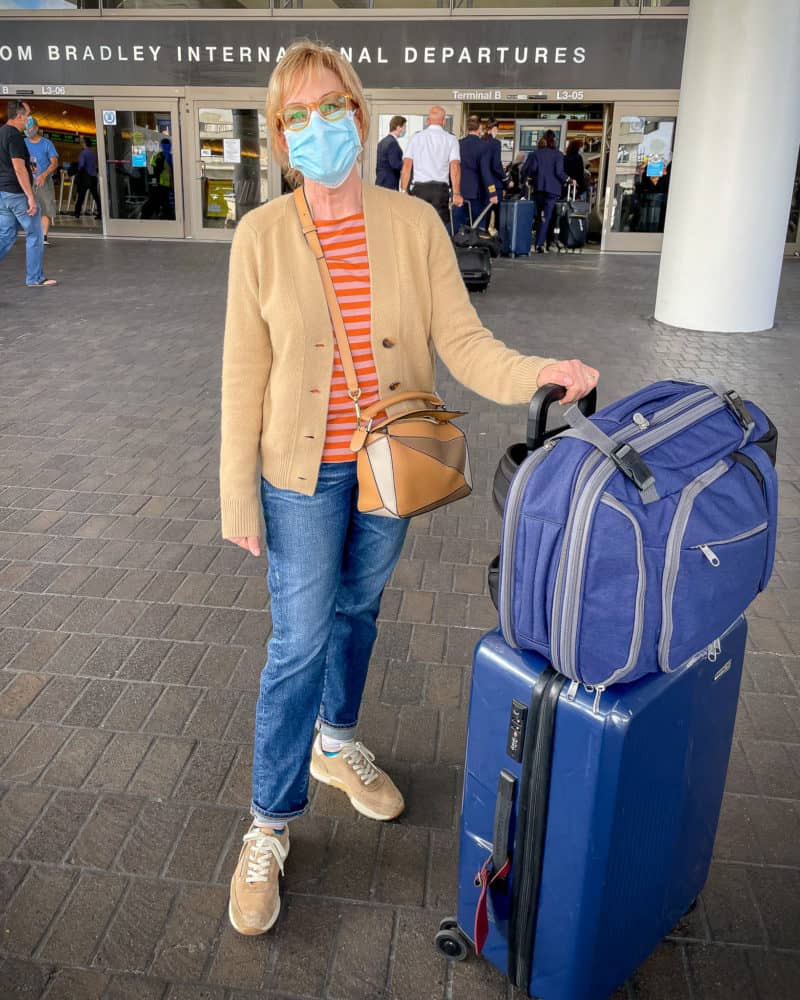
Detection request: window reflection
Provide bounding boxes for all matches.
[199,108,268,229]
[612,116,675,234]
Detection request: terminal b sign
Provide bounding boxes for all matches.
[0,18,685,91]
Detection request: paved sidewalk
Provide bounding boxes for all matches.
[0,238,799,1000]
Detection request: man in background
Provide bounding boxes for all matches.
[459,115,496,230]
[375,115,406,190]
[482,119,504,224]
[0,100,57,287]
[400,106,462,226]
[25,118,59,246]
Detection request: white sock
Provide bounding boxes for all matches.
[320,733,350,754]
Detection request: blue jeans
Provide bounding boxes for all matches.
[0,191,44,285]
[251,462,409,824]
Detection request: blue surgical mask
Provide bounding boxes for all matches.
[285,110,361,189]
[26,116,34,131]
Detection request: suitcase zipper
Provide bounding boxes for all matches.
[658,460,729,672]
[554,395,726,680]
[693,522,769,565]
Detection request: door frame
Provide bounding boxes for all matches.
[94,97,184,239]
[185,98,270,242]
[601,101,678,253]
[363,100,464,190]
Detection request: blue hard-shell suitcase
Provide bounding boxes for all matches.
[499,199,537,257]
[437,619,747,999]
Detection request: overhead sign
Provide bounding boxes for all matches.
[0,18,686,90]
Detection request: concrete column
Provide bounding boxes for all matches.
[654,0,800,333]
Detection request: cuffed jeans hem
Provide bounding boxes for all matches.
[318,718,357,741]
[249,800,307,825]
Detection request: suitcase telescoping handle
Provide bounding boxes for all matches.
[526,383,597,452]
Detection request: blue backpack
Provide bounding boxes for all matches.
[497,380,778,689]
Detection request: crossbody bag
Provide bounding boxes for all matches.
[294,186,472,518]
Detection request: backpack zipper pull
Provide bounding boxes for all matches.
[699,544,720,567]
[632,412,650,430]
[566,680,580,701]
[708,638,722,662]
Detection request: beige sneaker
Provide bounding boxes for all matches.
[309,734,404,821]
[228,823,290,935]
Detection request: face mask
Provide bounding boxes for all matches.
[286,110,361,189]
[26,116,34,130]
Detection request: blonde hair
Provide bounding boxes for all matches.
[266,39,371,171]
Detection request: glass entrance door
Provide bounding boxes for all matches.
[94,100,183,239]
[603,102,678,252]
[189,104,270,241]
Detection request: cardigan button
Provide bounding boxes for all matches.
[389,381,401,391]
[382,338,395,349]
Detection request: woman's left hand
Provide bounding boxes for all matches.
[536,359,599,404]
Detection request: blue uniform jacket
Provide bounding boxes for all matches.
[459,134,494,201]
[522,147,568,196]
[375,133,403,190]
[484,136,504,198]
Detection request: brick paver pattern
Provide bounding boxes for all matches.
[1,239,799,1000]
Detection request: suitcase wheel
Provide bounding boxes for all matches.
[434,919,469,961]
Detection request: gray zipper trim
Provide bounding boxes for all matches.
[499,388,713,657]
[691,522,769,550]
[658,460,729,672]
[499,445,554,645]
[556,394,726,680]
[598,494,646,686]
[679,615,744,672]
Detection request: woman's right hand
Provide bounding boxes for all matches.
[229,536,261,558]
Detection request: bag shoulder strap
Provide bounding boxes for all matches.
[293,186,361,405]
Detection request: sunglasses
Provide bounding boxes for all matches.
[277,91,354,133]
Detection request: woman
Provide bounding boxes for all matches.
[564,138,588,196]
[220,40,598,937]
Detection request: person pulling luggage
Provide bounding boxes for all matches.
[522,130,568,253]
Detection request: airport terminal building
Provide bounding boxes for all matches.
[1,1,798,255]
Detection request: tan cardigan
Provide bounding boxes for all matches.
[220,184,556,540]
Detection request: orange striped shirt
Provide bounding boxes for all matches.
[318,213,380,463]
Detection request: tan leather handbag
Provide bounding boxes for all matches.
[294,187,472,518]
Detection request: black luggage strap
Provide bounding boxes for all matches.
[681,378,756,436]
[562,405,659,504]
[473,770,516,955]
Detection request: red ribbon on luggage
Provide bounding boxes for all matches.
[473,855,511,956]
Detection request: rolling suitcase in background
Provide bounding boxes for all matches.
[451,204,492,292]
[499,199,537,257]
[452,202,501,258]
[554,181,590,252]
[454,245,491,292]
[437,616,748,999]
